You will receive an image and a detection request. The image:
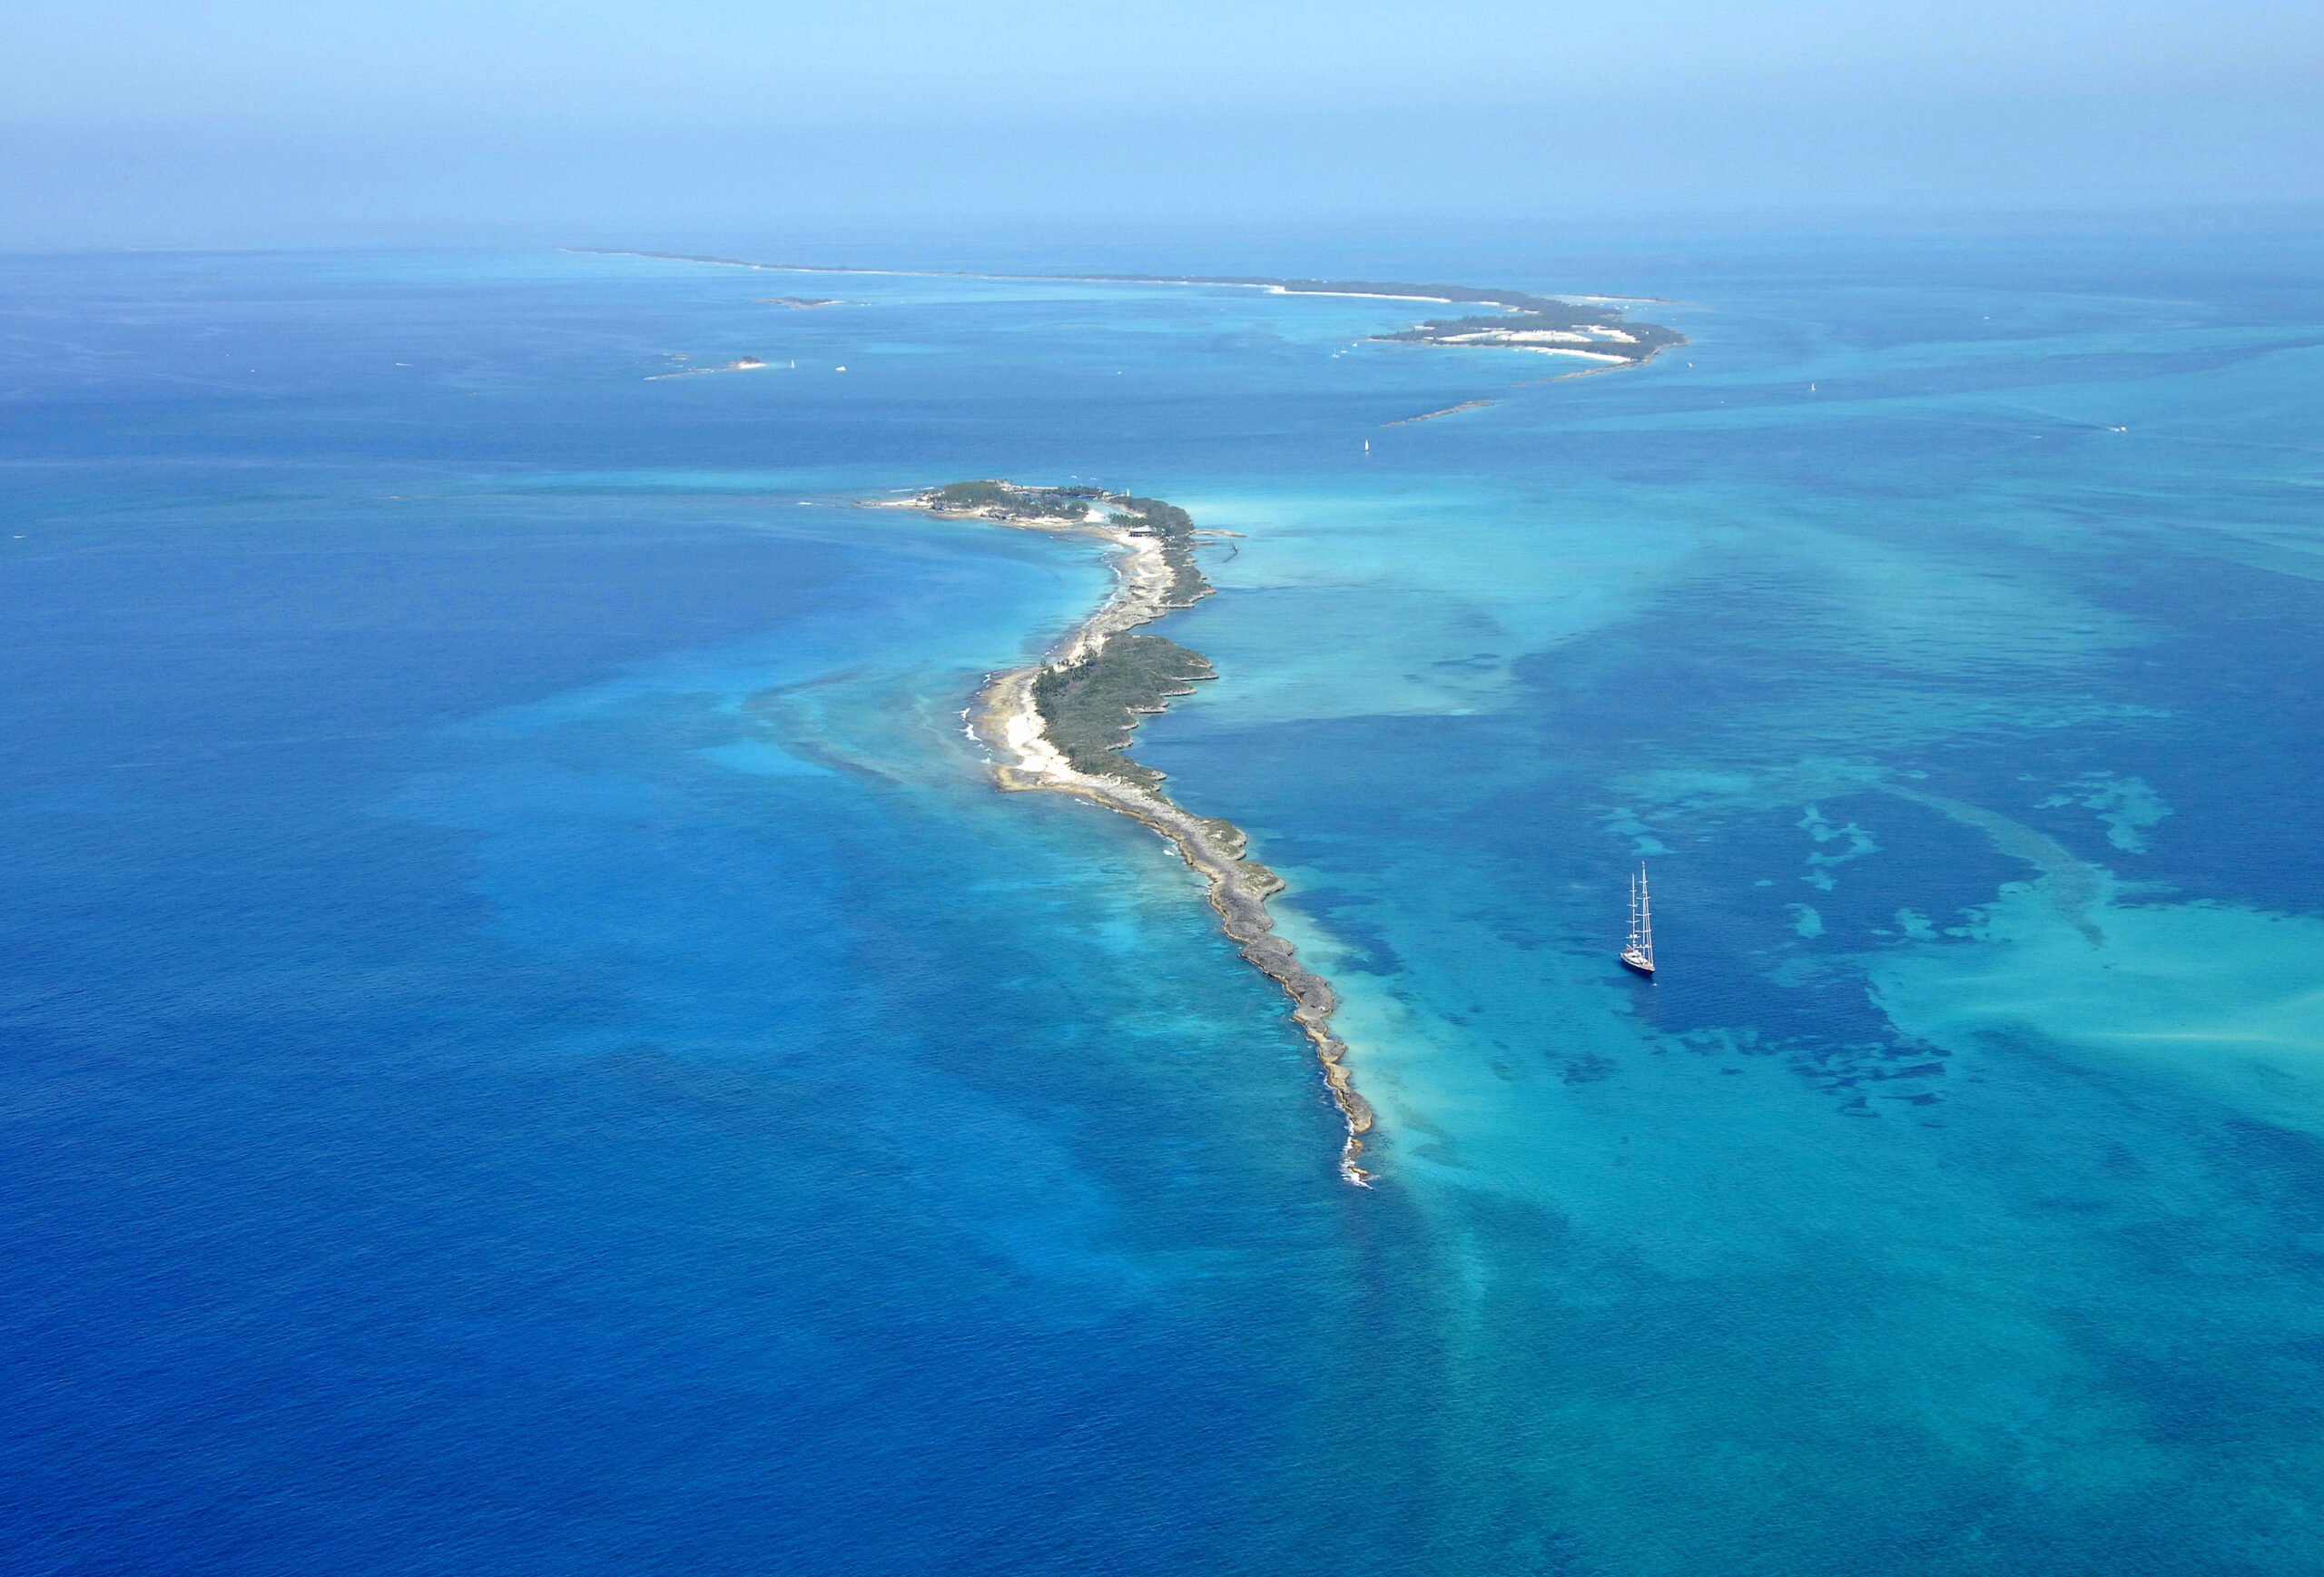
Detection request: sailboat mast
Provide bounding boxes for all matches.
[1640,868,1653,961]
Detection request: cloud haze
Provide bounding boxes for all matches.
[5,0,2319,247]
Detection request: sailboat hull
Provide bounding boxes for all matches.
[1620,948,1655,977]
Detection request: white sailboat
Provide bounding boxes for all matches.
[1621,865,1657,977]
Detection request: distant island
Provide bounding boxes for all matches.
[1371,306,1686,364]
[880,478,1375,1183]
[570,250,1686,370]
[1081,274,1686,366]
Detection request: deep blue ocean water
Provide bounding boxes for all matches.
[5,226,2323,1574]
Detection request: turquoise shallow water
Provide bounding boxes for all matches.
[4,230,2322,1573]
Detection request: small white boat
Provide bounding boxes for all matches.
[1621,864,1657,977]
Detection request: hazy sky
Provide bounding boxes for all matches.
[5,0,2319,247]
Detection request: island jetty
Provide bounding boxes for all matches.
[881,479,1375,1185]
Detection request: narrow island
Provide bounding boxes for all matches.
[881,478,1375,1184]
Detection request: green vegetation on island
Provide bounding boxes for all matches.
[1031,635,1217,789]
[931,478,1097,520]
[1108,495,1211,608]
[1374,308,1687,362]
[922,480,1213,611]
[921,479,1222,790]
